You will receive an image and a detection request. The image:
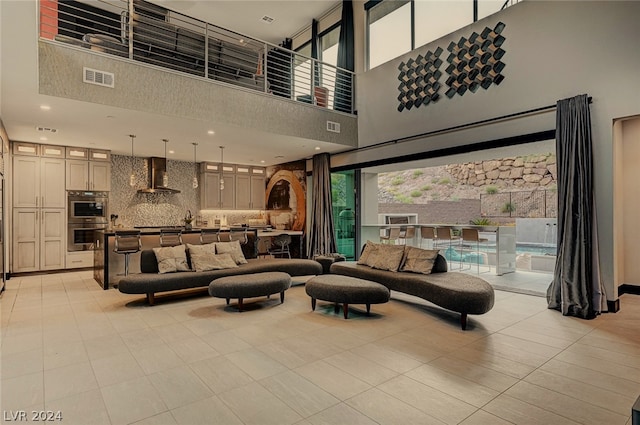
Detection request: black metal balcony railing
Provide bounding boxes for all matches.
[39,0,355,114]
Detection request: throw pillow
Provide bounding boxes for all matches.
[153,244,190,274]
[215,240,248,265]
[190,251,238,272]
[400,246,440,274]
[369,244,405,272]
[357,240,378,265]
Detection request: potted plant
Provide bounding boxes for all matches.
[183,210,194,230]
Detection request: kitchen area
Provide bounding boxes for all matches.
[8,141,307,289]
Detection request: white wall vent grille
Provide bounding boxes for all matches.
[260,15,275,24]
[326,121,341,133]
[83,67,115,88]
[36,126,58,133]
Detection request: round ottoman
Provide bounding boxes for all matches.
[209,272,291,312]
[305,275,390,319]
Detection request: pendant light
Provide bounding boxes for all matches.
[219,146,225,191]
[162,139,169,187]
[192,142,199,189]
[129,134,136,187]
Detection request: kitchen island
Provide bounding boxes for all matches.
[94,227,259,289]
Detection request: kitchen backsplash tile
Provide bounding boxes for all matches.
[110,154,199,227]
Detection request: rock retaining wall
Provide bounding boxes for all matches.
[445,154,557,188]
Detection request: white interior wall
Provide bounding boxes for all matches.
[335,1,640,302]
[620,117,640,286]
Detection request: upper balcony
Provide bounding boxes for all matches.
[39,0,355,115]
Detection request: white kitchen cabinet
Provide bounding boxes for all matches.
[66,160,111,191]
[90,161,111,191]
[13,156,39,208]
[12,155,64,208]
[41,157,66,208]
[200,163,235,209]
[201,172,221,209]
[12,153,66,273]
[235,174,265,209]
[12,208,65,272]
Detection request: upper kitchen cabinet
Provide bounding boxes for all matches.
[235,166,265,210]
[13,152,66,208]
[200,162,236,209]
[66,148,111,191]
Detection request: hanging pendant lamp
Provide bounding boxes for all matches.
[129,134,136,187]
[192,142,199,189]
[219,146,225,191]
[162,139,169,187]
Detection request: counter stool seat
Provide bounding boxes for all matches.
[114,230,141,276]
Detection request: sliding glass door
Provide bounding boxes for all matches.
[331,170,357,260]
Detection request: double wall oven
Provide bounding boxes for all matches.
[67,191,108,252]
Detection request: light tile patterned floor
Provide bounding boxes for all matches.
[1,271,638,425]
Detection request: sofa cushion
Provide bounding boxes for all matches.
[400,247,440,274]
[187,243,237,272]
[369,244,405,272]
[357,241,378,266]
[216,240,248,265]
[152,245,190,274]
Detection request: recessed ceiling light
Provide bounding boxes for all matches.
[169,150,175,154]
[207,130,215,135]
[315,146,321,150]
[260,160,265,164]
[239,38,244,44]
[40,105,51,111]
[39,137,48,141]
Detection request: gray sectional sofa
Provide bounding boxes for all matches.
[118,250,322,305]
[329,254,495,330]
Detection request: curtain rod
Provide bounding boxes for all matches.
[347,96,593,154]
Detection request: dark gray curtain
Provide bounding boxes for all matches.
[547,94,606,319]
[311,19,320,88]
[307,153,337,257]
[334,0,354,113]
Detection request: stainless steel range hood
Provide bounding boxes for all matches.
[137,157,181,193]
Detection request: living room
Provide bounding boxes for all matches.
[1,1,640,424]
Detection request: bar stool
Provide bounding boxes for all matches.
[114,230,141,276]
[380,227,401,244]
[268,234,291,258]
[435,226,462,268]
[229,228,248,245]
[420,226,437,249]
[398,225,416,245]
[159,228,183,247]
[461,228,491,274]
[200,228,219,244]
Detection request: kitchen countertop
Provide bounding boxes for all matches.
[101,227,259,236]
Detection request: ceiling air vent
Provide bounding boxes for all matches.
[260,15,275,24]
[83,67,115,88]
[326,121,341,133]
[36,126,58,133]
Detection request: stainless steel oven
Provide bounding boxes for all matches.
[68,191,108,252]
[68,222,107,252]
[68,191,109,223]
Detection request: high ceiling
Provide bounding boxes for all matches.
[0,0,344,166]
